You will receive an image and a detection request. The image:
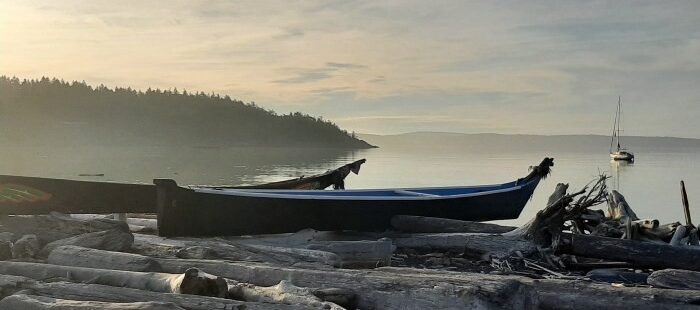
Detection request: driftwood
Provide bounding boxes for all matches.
[137,233,391,268]
[304,239,394,267]
[36,244,700,310]
[503,183,574,245]
[45,247,347,309]
[42,246,540,309]
[226,280,345,310]
[0,294,184,310]
[134,234,339,268]
[533,278,700,310]
[608,190,639,222]
[70,214,158,232]
[390,215,515,233]
[49,245,160,271]
[557,233,700,271]
[393,233,537,259]
[648,269,700,290]
[40,228,134,257]
[12,234,40,259]
[0,261,227,297]
[0,213,128,243]
[585,268,649,284]
[0,274,309,310]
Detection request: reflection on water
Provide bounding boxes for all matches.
[0,146,360,186]
[610,159,634,192]
[1,144,699,226]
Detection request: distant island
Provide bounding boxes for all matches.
[0,76,374,149]
[360,132,700,153]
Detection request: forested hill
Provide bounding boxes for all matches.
[0,76,373,148]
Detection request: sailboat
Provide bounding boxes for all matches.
[610,96,634,161]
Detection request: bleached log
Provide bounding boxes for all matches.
[607,190,639,221]
[49,245,160,272]
[0,275,309,310]
[390,215,515,234]
[0,261,227,297]
[46,247,539,309]
[648,269,700,290]
[227,280,345,310]
[71,214,158,232]
[134,234,339,267]
[394,232,536,259]
[46,246,347,309]
[40,228,134,257]
[12,234,40,259]
[0,294,184,310]
[221,231,395,267]
[41,245,700,310]
[0,213,128,243]
[305,239,394,267]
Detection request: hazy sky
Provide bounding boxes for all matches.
[2,1,699,137]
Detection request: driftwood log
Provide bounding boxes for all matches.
[557,233,700,271]
[0,294,185,310]
[0,213,128,243]
[608,190,639,222]
[39,227,134,257]
[390,215,515,233]
[12,234,40,259]
[37,245,700,309]
[648,269,700,290]
[0,261,227,297]
[43,246,539,309]
[136,233,392,268]
[50,245,160,272]
[393,233,536,259]
[0,274,310,310]
[46,246,349,309]
[133,234,339,268]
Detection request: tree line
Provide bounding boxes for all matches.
[0,76,373,148]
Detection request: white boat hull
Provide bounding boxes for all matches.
[610,151,634,161]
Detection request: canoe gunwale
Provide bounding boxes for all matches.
[190,182,526,201]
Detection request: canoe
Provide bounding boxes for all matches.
[209,159,366,190]
[0,159,367,215]
[155,158,554,237]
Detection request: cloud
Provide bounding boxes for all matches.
[1,1,699,137]
[271,62,367,84]
[325,62,366,69]
[271,69,334,84]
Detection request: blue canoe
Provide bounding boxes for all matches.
[155,158,553,237]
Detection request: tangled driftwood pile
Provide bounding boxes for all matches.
[1,179,700,309]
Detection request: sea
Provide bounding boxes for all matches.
[2,135,699,226]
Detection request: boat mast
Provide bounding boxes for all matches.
[617,96,622,151]
[610,97,619,153]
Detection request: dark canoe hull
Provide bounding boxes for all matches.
[0,159,367,215]
[0,175,155,214]
[155,177,544,237]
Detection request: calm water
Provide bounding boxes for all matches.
[1,144,699,225]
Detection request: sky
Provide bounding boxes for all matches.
[1,1,699,137]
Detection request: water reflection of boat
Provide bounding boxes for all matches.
[154,158,554,237]
[610,96,635,161]
[0,159,366,215]
[610,158,633,191]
